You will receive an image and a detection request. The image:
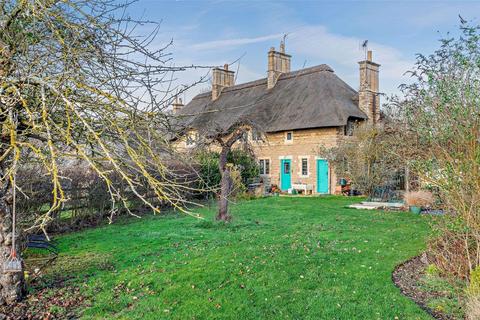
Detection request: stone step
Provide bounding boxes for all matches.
[361,201,403,208]
[348,204,379,210]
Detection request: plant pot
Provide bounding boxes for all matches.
[409,206,421,214]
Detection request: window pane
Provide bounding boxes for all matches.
[302,158,308,175]
[265,159,270,174]
[286,132,292,140]
[259,160,264,175]
[284,162,290,174]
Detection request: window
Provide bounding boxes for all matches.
[285,131,293,142]
[344,119,355,136]
[251,129,261,141]
[301,158,308,176]
[259,159,270,175]
[283,161,290,174]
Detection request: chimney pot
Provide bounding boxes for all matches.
[224,64,228,71]
[367,50,372,61]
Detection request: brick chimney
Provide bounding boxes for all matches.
[172,96,184,114]
[212,64,235,100]
[267,40,291,89]
[358,50,380,124]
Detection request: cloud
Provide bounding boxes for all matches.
[287,25,415,95]
[190,33,282,51]
[164,24,416,102]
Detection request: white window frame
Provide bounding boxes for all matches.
[301,158,309,177]
[259,158,270,175]
[285,131,293,143]
[298,156,310,177]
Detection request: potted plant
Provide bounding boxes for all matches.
[404,191,434,214]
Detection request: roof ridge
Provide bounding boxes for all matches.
[192,64,335,100]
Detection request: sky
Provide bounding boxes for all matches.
[126,0,480,104]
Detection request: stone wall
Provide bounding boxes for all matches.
[252,127,341,194]
[173,126,345,194]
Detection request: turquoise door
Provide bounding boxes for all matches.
[280,159,292,191]
[316,159,329,194]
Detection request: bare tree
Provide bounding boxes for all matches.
[319,122,403,196]
[214,126,249,221]
[188,121,256,221]
[0,0,205,304]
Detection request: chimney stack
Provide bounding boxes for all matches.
[172,96,184,114]
[267,40,291,89]
[212,64,235,100]
[358,50,380,124]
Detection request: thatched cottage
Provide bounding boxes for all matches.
[173,43,380,194]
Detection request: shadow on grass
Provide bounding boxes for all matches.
[195,219,265,231]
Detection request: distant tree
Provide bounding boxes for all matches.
[0,0,203,304]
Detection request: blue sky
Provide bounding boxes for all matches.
[127,0,480,103]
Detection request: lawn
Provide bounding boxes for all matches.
[34,196,432,319]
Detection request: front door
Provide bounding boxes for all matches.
[316,159,329,194]
[280,159,292,191]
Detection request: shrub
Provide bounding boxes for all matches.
[195,151,222,195]
[404,190,434,207]
[230,165,247,198]
[428,230,473,279]
[468,267,480,320]
[194,150,259,195]
[391,22,480,283]
[468,267,480,295]
[228,149,259,186]
[426,264,440,277]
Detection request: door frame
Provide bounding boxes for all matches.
[315,158,330,194]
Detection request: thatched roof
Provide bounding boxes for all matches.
[175,64,366,135]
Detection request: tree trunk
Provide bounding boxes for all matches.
[0,190,25,305]
[216,147,232,221]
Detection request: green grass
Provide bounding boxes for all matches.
[37,196,433,319]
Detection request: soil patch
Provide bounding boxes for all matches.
[0,277,88,320]
[393,254,455,320]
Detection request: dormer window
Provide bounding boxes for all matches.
[285,131,293,143]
